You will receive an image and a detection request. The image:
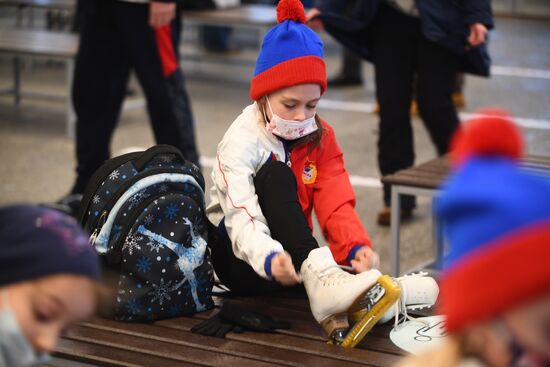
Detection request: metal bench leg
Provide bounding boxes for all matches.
[432,197,445,270]
[16,5,24,27]
[66,59,76,138]
[390,186,401,276]
[14,56,21,106]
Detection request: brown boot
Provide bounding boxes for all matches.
[377,206,413,226]
[452,92,465,109]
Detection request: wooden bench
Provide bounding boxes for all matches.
[381,154,550,276]
[53,292,407,366]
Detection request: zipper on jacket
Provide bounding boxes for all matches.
[281,139,292,167]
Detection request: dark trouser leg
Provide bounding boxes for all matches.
[454,73,464,94]
[415,35,460,156]
[201,26,232,52]
[341,48,363,81]
[209,161,318,295]
[71,1,130,194]
[371,4,417,210]
[116,3,200,167]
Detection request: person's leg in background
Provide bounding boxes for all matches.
[327,0,363,88]
[415,34,460,158]
[452,73,465,108]
[71,0,131,196]
[371,4,417,226]
[118,2,200,167]
[201,26,233,53]
[208,160,317,295]
[328,48,363,87]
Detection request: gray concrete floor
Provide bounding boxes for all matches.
[0,16,549,275]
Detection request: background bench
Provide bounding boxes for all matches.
[0,3,277,136]
[0,28,77,136]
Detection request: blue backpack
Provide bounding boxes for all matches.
[79,145,214,321]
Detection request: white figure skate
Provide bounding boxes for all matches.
[300,247,400,347]
[376,271,439,326]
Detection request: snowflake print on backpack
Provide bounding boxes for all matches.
[122,233,142,256]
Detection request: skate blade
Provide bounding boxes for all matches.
[339,275,401,349]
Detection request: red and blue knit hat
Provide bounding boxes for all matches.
[436,111,550,333]
[249,0,327,101]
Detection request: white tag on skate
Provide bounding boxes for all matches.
[389,315,447,355]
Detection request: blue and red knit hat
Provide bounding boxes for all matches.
[249,0,327,100]
[436,110,550,333]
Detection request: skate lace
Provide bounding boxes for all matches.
[317,264,350,286]
[392,271,432,331]
[392,300,430,331]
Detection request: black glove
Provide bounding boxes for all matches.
[219,302,291,332]
[190,314,244,338]
[190,302,290,338]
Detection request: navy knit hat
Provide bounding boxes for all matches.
[249,0,327,100]
[0,205,100,287]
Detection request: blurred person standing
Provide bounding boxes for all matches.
[0,205,100,367]
[60,0,201,213]
[396,113,550,367]
[307,0,493,225]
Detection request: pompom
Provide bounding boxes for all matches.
[451,108,523,167]
[276,0,306,24]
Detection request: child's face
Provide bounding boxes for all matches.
[505,294,550,362]
[2,274,96,354]
[463,294,550,366]
[266,84,321,122]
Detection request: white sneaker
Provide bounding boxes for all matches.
[378,271,439,325]
[300,246,382,340]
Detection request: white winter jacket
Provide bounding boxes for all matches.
[206,103,288,279]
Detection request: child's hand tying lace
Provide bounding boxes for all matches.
[351,247,380,273]
[271,251,300,286]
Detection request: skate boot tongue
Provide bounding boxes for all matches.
[305,247,349,278]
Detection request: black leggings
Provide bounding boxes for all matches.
[208,161,318,295]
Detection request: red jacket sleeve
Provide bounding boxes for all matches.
[312,125,371,265]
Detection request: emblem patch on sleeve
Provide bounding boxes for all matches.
[302,162,317,184]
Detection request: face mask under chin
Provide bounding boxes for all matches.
[0,291,51,367]
[263,96,318,140]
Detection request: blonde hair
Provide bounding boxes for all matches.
[257,96,325,152]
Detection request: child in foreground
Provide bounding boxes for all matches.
[396,112,550,366]
[0,205,100,367]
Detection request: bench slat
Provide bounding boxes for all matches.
[0,29,77,58]
[80,318,375,367]
[65,325,284,367]
[56,338,203,367]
